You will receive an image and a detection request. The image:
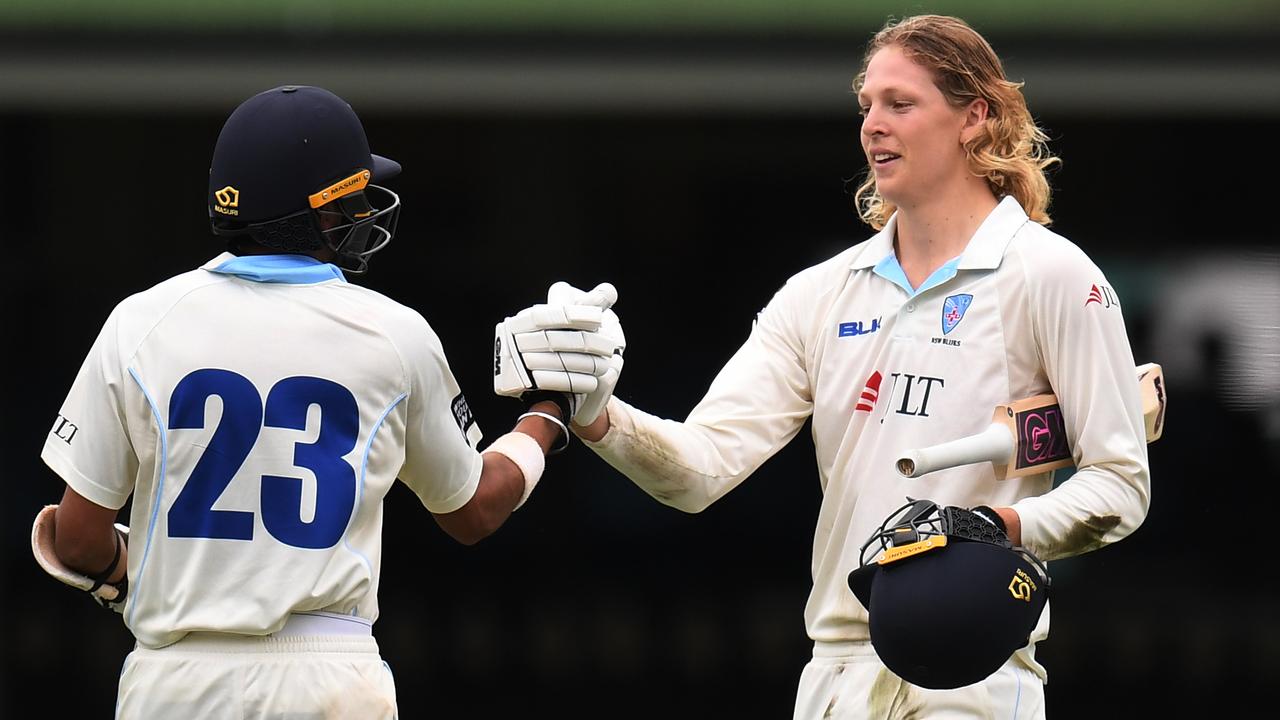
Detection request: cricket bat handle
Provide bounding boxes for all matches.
[896,423,1015,478]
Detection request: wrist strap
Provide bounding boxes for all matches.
[524,390,573,428]
[89,529,123,587]
[518,410,570,455]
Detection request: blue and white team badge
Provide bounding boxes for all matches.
[941,294,973,335]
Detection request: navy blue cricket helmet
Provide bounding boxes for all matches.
[848,498,1051,690]
[208,85,401,273]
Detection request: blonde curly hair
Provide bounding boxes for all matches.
[852,15,1060,230]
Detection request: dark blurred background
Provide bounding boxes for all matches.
[3,1,1278,718]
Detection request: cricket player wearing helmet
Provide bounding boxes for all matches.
[32,84,619,718]
[501,15,1151,719]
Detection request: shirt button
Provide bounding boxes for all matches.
[905,303,916,313]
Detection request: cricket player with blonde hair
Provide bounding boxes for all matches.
[500,15,1151,719]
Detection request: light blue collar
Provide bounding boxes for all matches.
[207,254,346,284]
[850,196,1028,272]
[873,253,962,298]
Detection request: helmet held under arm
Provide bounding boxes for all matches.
[847,498,1051,690]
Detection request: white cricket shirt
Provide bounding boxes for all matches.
[42,253,484,648]
[585,197,1150,676]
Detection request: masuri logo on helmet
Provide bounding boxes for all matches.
[213,186,240,215]
[1008,567,1038,602]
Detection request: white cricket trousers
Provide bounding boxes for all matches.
[793,641,1045,720]
[115,612,398,720]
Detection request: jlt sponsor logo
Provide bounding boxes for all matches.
[1085,284,1119,309]
[854,371,882,412]
[854,370,944,418]
[52,414,79,444]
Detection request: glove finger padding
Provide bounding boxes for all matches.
[513,329,618,356]
[494,281,627,424]
[598,308,626,354]
[573,352,623,425]
[550,281,625,351]
[529,370,599,394]
[495,314,618,400]
[548,281,618,309]
[504,303,605,334]
[543,281,627,425]
[520,351,614,375]
[31,504,130,612]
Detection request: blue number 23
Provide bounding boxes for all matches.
[167,369,359,549]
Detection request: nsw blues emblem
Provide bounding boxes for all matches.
[941,294,973,335]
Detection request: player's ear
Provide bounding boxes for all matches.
[959,98,989,145]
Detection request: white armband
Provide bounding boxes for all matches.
[482,431,546,510]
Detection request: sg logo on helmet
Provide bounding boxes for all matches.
[1008,568,1037,602]
[214,186,240,216]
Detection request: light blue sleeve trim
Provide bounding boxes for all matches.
[208,254,346,284]
[872,252,962,297]
[125,367,168,628]
[342,393,408,580]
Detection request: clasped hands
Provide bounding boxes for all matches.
[493,281,625,427]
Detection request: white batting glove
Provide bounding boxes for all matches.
[545,281,626,425]
[31,504,130,613]
[494,288,621,421]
